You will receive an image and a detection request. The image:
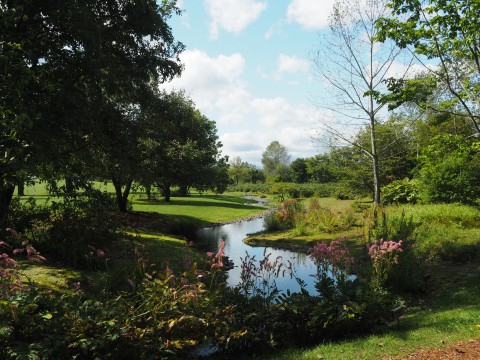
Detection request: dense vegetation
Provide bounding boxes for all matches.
[2,0,480,359]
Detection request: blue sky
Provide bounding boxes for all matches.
[162,0,338,167]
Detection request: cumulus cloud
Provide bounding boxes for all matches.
[163,49,247,118]
[205,0,267,39]
[162,49,319,164]
[287,0,335,30]
[277,53,309,73]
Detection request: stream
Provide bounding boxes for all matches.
[194,204,319,295]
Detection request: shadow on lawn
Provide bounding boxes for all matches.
[134,195,262,211]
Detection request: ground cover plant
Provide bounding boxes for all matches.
[3,187,480,359]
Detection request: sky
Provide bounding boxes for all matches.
[162,0,339,167]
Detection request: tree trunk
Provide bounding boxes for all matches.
[163,183,171,202]
[112,178,133,213]
[178,184,189,197]
[370,112,381,206]
[65,177,74,195]
[0,183,15,228]
[145,184,152,200]
[17,181,25,196]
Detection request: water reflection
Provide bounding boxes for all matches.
[195,216,318,294]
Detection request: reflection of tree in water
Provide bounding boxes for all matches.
[291,252,309,267]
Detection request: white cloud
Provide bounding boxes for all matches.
[277,53,309,73]
[287,0,336,30]
[162,49,319,165]
[205,0,267,39]
[163,49,247,117]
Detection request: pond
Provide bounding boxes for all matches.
[194,214,319,295]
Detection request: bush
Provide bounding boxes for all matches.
[263,211,283,231]
[382,178,419,204]
[26,189,120,269]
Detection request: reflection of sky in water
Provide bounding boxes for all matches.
[195,217,318,294]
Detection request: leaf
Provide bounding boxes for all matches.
[42,313,53,320]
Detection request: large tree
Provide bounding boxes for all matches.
[261,141,291,181]
[0,0,184,221]
[377,0,480,133]
[311,0,413,204]
[140,91,225,202]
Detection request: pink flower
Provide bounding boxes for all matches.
[6,228,21,239]
[96,249,105,258]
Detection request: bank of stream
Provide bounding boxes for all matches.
[194,212,319,295]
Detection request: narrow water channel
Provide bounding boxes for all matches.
[194,215,318,294]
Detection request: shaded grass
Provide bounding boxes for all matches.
[15,191,261,294]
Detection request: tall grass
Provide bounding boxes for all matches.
[384,203,480,261]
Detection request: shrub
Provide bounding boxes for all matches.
[382,178,419,204]
[26,189,120,269]
[302,200,357,234]
[263,211,283,231]
[277,198,304,228]
[367,239,403,288]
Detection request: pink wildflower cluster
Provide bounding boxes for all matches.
[1,230,45,299]
[368,239,403,261]
[367,239,403,287]
[206,239,226,270]
[308,237,354,278]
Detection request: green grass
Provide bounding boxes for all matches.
[383,204,480,261]
[131,193,265,225]
[244,197,365,252]
[16,182,266,226]
[15,188,265,294]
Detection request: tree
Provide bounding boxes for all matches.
[305,154,336,183]
[290,158,309,183]
[140,91,224,202]
[377,0,480,133]
[311,0,413,205]
[418,135,480,204]
[261,141,291,181]
[0,0,184,220]
[228,157,251,185]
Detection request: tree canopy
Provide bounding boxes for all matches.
[0,0,184,221]
[261,141,291,181]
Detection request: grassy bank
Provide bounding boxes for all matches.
[14,188,266,295]
[243,200,480,359]
[260,261,480,360]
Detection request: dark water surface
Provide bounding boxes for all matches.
[194,215,318,294]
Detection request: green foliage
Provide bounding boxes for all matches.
[263,211,283,231]
[262,141,291,181]
[382,178,419,204]
[302,199,357,234]
[22,190,120,269]
[270,183,297,201]
[227,182,340,199]
[365,208,422,292]
[351,200,371,213]
[377,0,480,131]
[277,199,305,228]
[289,158,309,183]
[418,135,480,204]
